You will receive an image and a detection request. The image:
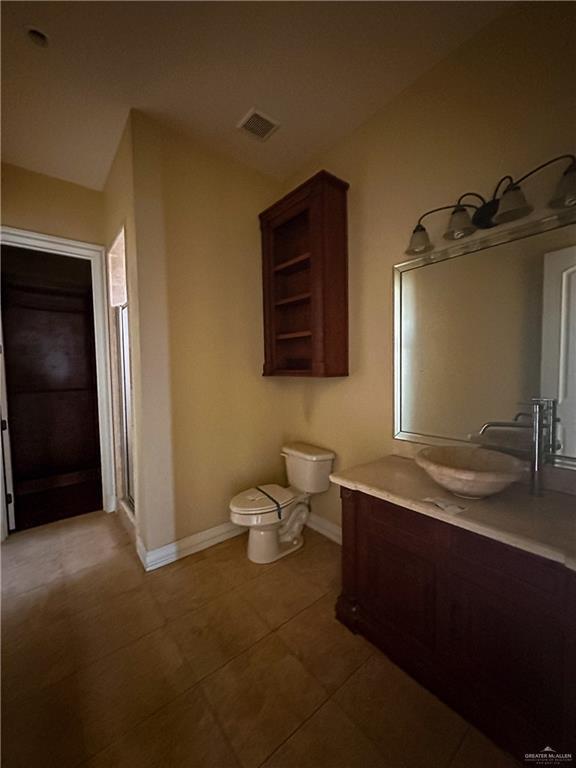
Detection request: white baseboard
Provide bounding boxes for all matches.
[136,513,341,573]
[306,513,342,545]
[136,521,244,572]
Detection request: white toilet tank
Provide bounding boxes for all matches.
[281,442,335,493]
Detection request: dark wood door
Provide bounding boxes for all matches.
[1,245,102,530]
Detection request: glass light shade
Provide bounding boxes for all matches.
[443,206,476,241]
[493,184,533,225]
[405,224,433,256]
[549,164,576,209]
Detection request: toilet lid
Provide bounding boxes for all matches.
[230,484,295,514]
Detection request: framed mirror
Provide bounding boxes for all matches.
[394,210,576,469]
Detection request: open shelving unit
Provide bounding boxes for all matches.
[260,171,349,377]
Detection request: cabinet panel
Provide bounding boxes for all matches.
[565,574,576,754]
[356,499,436,651]
[358,528,436,649]
[446,525,567,608]
[437,570,564,741]
[338,490,574,761]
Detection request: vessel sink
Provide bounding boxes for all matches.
[415,446,526,499]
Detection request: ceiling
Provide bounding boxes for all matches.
[2,1,509,190]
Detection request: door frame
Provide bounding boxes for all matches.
[0,226,116,528]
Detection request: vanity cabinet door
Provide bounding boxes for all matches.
[437,564,566,748]
[355,496,438,657]
[565,573,576,754]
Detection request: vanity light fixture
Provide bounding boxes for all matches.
[405,153,576,256]
[549,158,576,209]
[492,183,533,225]
[405,204,476,255]
[444,204,477,241]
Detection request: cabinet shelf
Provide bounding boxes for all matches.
[275,330,312,341]
[273,252,311,272]
[274,292,312,307]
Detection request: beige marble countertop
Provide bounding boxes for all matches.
[330,455,576,571]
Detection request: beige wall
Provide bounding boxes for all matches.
[159,122,283,539]
[104,115,178,552]
[105,113,282,548]
[1,163,104,244]
[280,2,576,525]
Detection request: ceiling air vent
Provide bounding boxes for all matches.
[237,109,279,141]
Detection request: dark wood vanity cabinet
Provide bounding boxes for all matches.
[259,170,349,377]
[337,489,575,761]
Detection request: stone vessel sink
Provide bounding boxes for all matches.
[415,446,526,499]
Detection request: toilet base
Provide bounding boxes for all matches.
[247,527,304,564]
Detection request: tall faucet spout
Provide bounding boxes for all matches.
[531,400,544,496]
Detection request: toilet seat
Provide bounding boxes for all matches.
[230,484,295,515]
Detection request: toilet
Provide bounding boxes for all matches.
[229,442,335,564]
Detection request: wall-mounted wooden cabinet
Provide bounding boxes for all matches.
[260,171,349,377]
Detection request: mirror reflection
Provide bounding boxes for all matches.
[395,221,576,465]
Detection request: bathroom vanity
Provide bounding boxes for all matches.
[331,456,576,761]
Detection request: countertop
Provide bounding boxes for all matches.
[330,455,576,571]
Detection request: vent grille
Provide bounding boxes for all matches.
[237,109,279,141]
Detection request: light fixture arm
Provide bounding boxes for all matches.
[514,154,575,187]
[492,175,514,200]
[417,203,476,226]
[457,192,486,207]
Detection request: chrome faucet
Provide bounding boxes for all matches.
[529,398,559,495]
[478,398,558,495]
[478,419,531,434]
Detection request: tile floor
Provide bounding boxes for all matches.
[1,511,520,768]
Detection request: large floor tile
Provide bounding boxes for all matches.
[148,555,258,621]
[1,626,194,767]
[65,546,144,612]
[74,627,195,756]
[69,586,165,666]
[84,687,240,768]
[1,578,69,638]
[62,518,129,556]
[60,523,130,574]
[1,538,63,597]
[2,613,77,701]
[202,634,327,768]
[278,591,373,693]
[334,654,468,768]
[283,538,341,592]
[166,590,270,680]
[449,727,521,768]
[240,562,326,629]
[2,676,89,768]
[1,520,62,568]
[262,700,391,768]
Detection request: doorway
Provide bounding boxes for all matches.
[0,228,115,533]
[1,246,102,529]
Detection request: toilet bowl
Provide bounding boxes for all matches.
[229,443,335,564]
